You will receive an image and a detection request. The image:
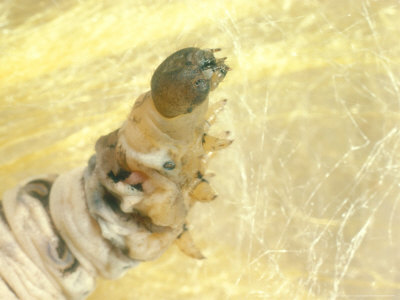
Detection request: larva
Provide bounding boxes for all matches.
[0,47,231,300]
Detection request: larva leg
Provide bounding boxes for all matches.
[204,99,228,131]
[203,99,233,155]
[175,228,205,260]
[189,173,218,203]
[191,103,233,204]
[202,132,233,152]
[125,228,182,261]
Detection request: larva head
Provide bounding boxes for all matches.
[151,47,230,118]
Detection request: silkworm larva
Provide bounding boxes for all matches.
[0,47,231,299]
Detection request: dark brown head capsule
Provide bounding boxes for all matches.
[151,47,229,118]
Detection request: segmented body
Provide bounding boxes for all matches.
[0,48,231,299]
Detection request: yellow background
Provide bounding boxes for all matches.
[1,0,399,299]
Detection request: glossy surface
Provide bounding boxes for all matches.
[0,0,399,299]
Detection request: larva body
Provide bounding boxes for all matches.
[0,48,231,299]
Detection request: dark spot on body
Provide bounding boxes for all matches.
[202,133,207,144]
[23,179,53,209]
[196,171,208,183]
[163,161,176,170]
[63,259,80,274]
[177,223,189,239]
[102,187,122,214]
[108,169,131,183]
[130,183,143,192]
